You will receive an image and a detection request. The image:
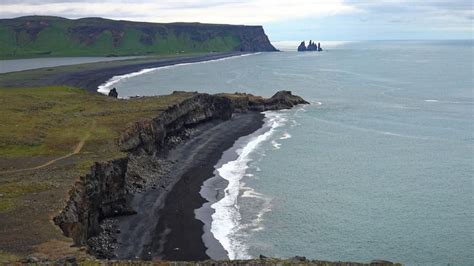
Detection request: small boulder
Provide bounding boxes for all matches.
[108,88,118,98]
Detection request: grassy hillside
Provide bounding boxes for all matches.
[0,16,276,59]
[0,86,195,259]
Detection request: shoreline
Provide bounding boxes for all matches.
[51,90,310,261]
[97,53,259,96]
[196,119,273,259]
[0,52,247,92]
[115,112,265,260]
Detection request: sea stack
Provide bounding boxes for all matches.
[297,40,323,52]
[297,41,307,52]
[307,40,318,51]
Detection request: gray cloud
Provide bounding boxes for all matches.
[342,0,473,26]
[343,0,472,11]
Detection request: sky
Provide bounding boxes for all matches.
[1,0,472,41]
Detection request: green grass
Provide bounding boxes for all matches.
[0,86,194,214]
[0,16,243,59]
[0,86,193,159]
[0,181,51,213]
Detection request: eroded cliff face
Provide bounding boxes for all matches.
[54,91,307,250]
[54,93,233,246]
[118,93,233,155]
[235,26,278,52]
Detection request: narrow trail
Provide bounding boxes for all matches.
[0,120,96,174]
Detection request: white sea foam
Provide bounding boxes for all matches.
[240,186,272,232]
[210,111,286,260]
[280,132,292,140]
[271,140,281,150]
[97,53,260,95]
[424,99,474,104]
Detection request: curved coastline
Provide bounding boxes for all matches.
[97,53,261,96]
[196,111,290,259]
[0,52,249,92]
[46,51,310,261]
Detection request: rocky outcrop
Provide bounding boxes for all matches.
[54,91,307,251]
[118,93,233,155]
[297,41,307,52]
[54,93,234,247]
[108,88,118,98]
[263,90,310,110]
[234,26,278,52]
[297,40,323,52]
[221,90,309,112]
[307,40,318,51]
[53,158,129,246]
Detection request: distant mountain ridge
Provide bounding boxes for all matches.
[0,16,277,59]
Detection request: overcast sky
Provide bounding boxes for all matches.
[1,0,472,40]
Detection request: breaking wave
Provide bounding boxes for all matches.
[209,111,287,259]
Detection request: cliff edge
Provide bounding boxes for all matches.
[53,91,307,253]
[0,16,278,59]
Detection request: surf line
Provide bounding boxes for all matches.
[97,53,261,95]
[209,111,286,259]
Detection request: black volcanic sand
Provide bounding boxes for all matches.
[0,52,244,92]
[116,113,265,261]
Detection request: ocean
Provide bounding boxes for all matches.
[101,40,473,265]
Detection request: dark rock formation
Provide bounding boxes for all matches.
[235,25,279,52]
[118,94,233,155]
[108,88,118,98]
[53,158,129,246]
[54,93,235,247]
[264,91,310,110]
[222,90,309,112]
[53,91,307,255]
[297,41,307,52]
[297,40,323,52]
[307,40,318,51]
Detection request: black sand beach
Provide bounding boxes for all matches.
[0,52,245,92]
[116,113,265,261]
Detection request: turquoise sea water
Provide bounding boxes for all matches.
[106,41,473,265]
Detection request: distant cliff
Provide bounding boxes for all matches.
[0,16,278,59]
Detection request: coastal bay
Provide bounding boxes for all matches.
[116,113,264,261]
[0,52,247,93]
[107,40,473,265]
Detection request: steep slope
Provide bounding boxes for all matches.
[0,16,277,59]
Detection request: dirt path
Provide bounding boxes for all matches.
[0,120,96,174]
